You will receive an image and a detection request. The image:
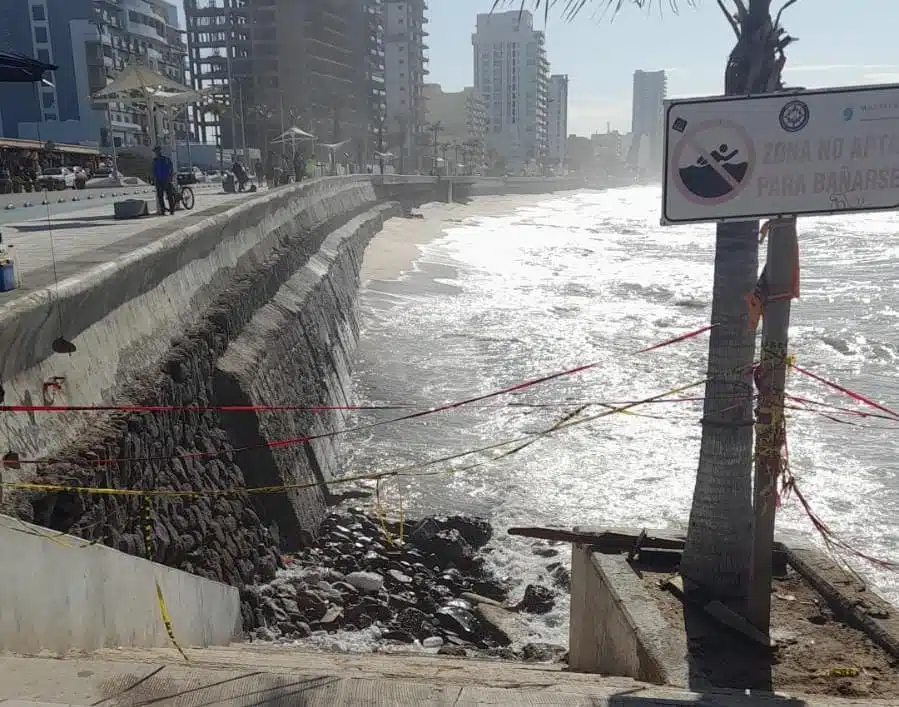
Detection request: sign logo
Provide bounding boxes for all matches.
[779,99,810,132]
[671,119,755,204]
[843,107,854,121]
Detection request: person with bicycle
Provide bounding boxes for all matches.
[152,146,176,215]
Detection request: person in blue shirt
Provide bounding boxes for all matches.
[152,145,175,215]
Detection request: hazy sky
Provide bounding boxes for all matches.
[177,1,898,137]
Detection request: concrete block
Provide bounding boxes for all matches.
[113,199,150,220]
[0,514,242,654]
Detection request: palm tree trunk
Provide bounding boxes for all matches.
[681,0,788,599]
[680,219,758,597]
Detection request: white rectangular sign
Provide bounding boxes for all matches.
[662,84,899,225]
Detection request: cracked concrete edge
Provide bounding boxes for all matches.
[0,650,880,707]
[783,543,899,660]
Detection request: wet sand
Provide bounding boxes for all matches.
[360,194,553,285]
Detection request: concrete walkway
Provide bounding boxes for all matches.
[0,188,261,302]
[0,646,878,706]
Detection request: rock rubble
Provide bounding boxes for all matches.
[241,509,568,661]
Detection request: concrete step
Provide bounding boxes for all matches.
[0,645,879,706]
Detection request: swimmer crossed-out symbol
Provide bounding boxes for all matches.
[671,119,755,204]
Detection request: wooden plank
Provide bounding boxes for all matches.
[506,527,686,552]
[703,600,775,649]
[663,574,686,600]
[507,527,791,569]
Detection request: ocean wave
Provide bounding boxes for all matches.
[345,184,899,651]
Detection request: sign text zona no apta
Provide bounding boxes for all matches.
[661,84,899,225]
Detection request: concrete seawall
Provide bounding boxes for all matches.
[0,176,376,463]
[1,178,399,626]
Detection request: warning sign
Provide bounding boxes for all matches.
[661,84,899,225]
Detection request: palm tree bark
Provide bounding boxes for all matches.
[681,0,791,599]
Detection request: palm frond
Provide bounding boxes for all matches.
[490,0,694,23]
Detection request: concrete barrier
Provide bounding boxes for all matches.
[569,542,688,686]
[215,202,400,547]
[0,514,241,654]
[569,531,899,690]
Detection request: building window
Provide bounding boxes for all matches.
[34,26,48,44]
[37,49,50,64]
[41,92,54,109]
[32,5,46,21]
[44,113,57,121]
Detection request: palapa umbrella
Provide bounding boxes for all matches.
[0,50,56,84]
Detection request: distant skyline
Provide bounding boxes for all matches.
[175,1,899,137]
[426,0,898,136]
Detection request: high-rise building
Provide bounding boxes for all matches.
[631,69,667,169]
[384,0,429,171]
[547,74,568,168]
[472,10,549,172]
[0,0,186,147]
[184,0,385,161]
[422,84,486,172]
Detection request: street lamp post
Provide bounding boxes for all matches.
[377,119,385,175]
[439,142,450,176]
[225,4,238,161]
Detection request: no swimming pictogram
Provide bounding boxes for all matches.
[670,119,756,206]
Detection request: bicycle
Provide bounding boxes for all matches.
[173,183,194,211]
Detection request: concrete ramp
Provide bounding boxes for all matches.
[0,646,866,706]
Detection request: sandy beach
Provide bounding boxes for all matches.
[360,193,562,285]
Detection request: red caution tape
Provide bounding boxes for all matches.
[791,364,899,421]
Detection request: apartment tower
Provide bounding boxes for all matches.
[631,69,667,170]
[547,73,568,168]
[472,10,549,172]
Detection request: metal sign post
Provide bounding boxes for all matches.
[748,216,797,634]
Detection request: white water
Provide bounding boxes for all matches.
[337,185,899,649]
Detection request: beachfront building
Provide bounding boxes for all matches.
[384,0,429,172]
[472,10,549,173]
[631,69,667,171]
[0,0,186,148]
[547,73,568,170]
[422,83,487,173]
[184,0,385,162]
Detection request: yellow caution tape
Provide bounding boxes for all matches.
[829,667,860,678]
[155,579,188,662]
